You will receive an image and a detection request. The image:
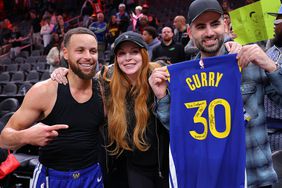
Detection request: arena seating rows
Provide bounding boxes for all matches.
[0,50,50,96]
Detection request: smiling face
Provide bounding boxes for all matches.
[188,11,225,57]
[116,41,143,82]
[63,33,98,80]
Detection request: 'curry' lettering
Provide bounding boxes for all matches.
[186,72,223,91]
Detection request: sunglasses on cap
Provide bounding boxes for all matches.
[274,19,282,25]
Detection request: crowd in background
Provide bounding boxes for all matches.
[1,0,282,187]
[0,0,262,70]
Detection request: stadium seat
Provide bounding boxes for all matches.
[18,82,33,95]
[0,112,14,126]
[0,98,19,118]
[0,64,6,72]
[0,83,18,96]
[25,70,39,83]
[26,57,37,64]
[0,57,12,64]
[6,64,18,73]
[11,71,25,83]
[40,71,50,81]
[19,51,29,58]
[14,57,26,64]
[33,62,46,71]
[19,63,32,72]
[31,50,41,56]
[37,56,47,63]
[0,72,10,84]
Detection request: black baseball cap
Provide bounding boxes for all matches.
[187,0,223,24]
[113,31,148,54]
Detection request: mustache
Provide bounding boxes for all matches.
[77,58,96,65]
[202,35,216,40]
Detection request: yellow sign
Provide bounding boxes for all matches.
[230,0,280,45]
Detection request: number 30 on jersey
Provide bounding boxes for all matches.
[185,98,231,140]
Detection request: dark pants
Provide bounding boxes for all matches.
[127,165,168,188]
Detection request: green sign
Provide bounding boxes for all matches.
[230,0,280,45]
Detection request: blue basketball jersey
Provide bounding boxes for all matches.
[168,54,245,188]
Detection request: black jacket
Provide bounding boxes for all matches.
[152,40,186,64]
[97,65,169,188]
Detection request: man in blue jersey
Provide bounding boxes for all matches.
[0,27,104,188]
[149,0,282,187]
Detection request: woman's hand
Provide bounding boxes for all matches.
[149,66,170,100]
[50,67,69,85]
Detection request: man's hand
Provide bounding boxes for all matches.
[24,123,68,147]
[149,66,170,100]
[237,44,276,72]
[225,41,242,54]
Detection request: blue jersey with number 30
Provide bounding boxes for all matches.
[168,54,245,188]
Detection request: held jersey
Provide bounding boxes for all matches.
[167,54,245,188]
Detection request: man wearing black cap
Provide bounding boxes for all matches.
[267,5,282,52]
[149,0,282,187]
[265,5,282,132]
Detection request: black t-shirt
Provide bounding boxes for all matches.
[152,41,186,64]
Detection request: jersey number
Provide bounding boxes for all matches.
[184,99,231,140]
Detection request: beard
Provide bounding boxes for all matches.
[69,59,96,80]
[194,35,224,56]
[163,36,173,43]
[273,32,282,47]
